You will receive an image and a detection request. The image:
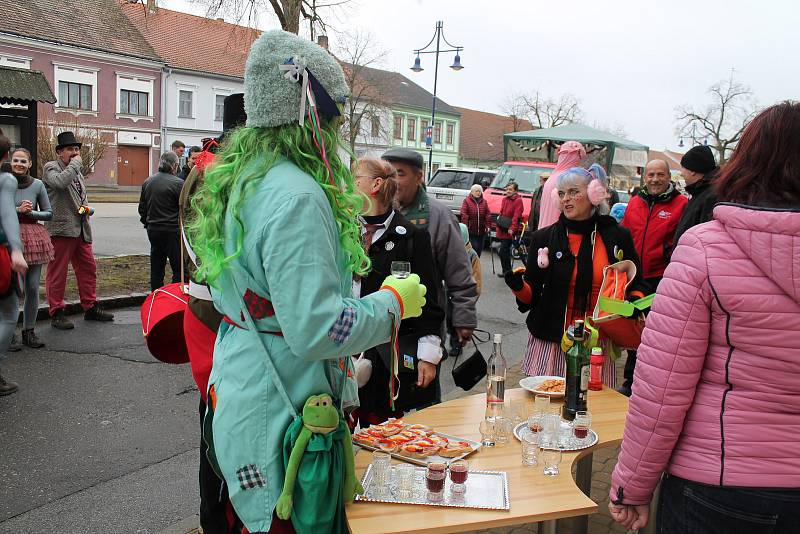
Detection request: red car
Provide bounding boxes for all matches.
[485,161,557,235]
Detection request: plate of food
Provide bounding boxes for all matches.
[352,419,480,466]
[519,375,566,398]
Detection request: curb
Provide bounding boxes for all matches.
[21,292,149,323]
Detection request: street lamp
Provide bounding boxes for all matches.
[410,20,464,181]
[678,122,708,148]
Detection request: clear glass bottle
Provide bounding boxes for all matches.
[485,334,507,421]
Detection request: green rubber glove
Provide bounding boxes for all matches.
[380,273,427,319]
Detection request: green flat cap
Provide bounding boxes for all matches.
[244,29,348,128]
[382,148,424,169]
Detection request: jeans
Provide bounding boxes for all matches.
[469,234,484,257]
[147,229,182,291]
[658,474,800,534]
[498,238,513,274]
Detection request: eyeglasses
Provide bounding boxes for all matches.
[11,158,29,164]
[557,188,583,200]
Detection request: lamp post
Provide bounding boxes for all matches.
[678,122,708,148]
[410,20,464,182]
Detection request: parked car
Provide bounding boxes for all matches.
[484,161,556,237]
[616,189,631,204]
[427,167,498,215]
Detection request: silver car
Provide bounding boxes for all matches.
[426,167,498,215]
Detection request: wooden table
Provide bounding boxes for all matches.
[346,387,629,534]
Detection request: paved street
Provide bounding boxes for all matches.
[0,253,625,534]
[90,203,150,257]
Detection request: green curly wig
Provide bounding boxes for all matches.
[189,120,369,286]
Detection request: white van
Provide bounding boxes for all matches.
[427,167,498,215]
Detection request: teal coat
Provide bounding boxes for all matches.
[207,160,398,532]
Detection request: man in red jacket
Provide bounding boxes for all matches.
[619,159,687,395]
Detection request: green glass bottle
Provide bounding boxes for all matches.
[563,320,590,421]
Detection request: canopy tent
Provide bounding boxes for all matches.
[503,123,649,171]
[0,65,56,175]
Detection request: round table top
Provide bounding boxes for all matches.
[346,386,629,534]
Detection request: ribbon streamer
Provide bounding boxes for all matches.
[278,57,310,126]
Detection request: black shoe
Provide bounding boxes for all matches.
[51,310,75,330]
[84,305,114,322]
[497,272,505,278]
[8,333,21,352]
[22,329,44,349]
[0,372,18,396]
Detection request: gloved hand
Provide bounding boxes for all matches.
[504,267,526,292]
[380,273,426,319]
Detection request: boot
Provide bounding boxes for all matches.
[84,304,114,322]
[51,309,75,330]
[0,371,18,396]
[8,332,21,352]
[22,329,45,349]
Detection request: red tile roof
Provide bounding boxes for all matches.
[0,0,160,61]
[120,2,260,78]
[456,106,533,163]
[648,149,684,171]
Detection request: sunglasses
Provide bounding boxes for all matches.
[11,158,29,164]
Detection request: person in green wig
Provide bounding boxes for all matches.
[189,29,426,534]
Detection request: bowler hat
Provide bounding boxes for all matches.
[680,145,716,174]
[382,148,424,170]
[55,131,82,151]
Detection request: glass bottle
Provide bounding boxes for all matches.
[485,334,507,421]
[563,320,590,421]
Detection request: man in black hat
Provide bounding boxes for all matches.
[42,131,113,330]
[382,148,478,362]
[674,145,719,246]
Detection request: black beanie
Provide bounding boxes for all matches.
[680,145,716,174]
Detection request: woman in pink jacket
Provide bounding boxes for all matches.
[609,101,800,533]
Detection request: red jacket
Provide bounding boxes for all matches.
[496,193,524,240]
[460,195,492,236]
[621,186,687,279]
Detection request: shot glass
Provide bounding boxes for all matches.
[371,451,391,488]
[494,416,512,446]
[542,448,562,476]
[390,261,411,279]
[527,413,543,436]
[479,419,496,447]
[521,432,539,466]
[449,459,469,493]
[425,462,447,501]
[509,397,526,424]
[573,410,592,447]
[394,463,415,499]
[534,394,550,414]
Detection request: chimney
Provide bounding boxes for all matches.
[146,0,157,14]
[317,35,329,50]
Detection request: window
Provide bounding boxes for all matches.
[446,123,454,145]
[215,94,225,121]
[371,116,380,137]
[434,121,442,144]
[428,170,474,190]
[58,81,92,110]
[420,120,429,142]
[120,89,148,116]
[407,117,416,141]
[393,115,403,140]
[179,90,193,118]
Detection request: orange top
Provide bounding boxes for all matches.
[566,232,609,325]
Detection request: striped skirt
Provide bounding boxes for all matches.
[522,334,617,388]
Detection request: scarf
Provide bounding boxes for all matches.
[400,186,430,230]
[640,182,679,205]
[538,141,587,229]
[559,212,597,316]
[13,172,33,189]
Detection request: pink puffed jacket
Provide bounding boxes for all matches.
[610,203,800,506]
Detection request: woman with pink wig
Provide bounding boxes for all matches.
[504,168,646,384]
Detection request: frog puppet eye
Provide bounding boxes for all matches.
[322,399,329,407]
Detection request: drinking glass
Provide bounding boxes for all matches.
[542,448,562,476]
[534,394,550,414]
[479,419,496,447]
[521,432,539,466]
[371,451,391,488]
[390,261,411,279]
[573,410,592,447]
[449,459,469,493]
[494,416,512,446]
[540,413,560,449]
[426,462,447,501]
[394,463,415,499]
[509,397,526,424]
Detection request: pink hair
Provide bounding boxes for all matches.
[587,178,608,206]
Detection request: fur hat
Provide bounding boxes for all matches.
[243,29,348,128]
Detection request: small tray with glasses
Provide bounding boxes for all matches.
[513,421,598,451]
[354,463,510,510]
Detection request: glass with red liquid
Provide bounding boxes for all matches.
[449,460,469,493]
[527,414,543,435]
[572,410,592,446]
[425,462,446,501]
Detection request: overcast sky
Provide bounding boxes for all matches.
[160,0,798,152]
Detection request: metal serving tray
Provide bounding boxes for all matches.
[512,421,598,451]
[355,431,481,467]
[355,464,510,510]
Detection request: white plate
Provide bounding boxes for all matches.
[519,375,566,398]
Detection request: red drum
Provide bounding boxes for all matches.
[140,282,189,364]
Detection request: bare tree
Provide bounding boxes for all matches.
[675,72,759,164]
[335,30,391,160]
[198,0,351,35]
[500,93,530,132]
[37,111,112,178]
[502,90,582,129]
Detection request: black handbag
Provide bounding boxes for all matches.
[496,215,513,231]
[372,335,437,411]
[451,332,489,391]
